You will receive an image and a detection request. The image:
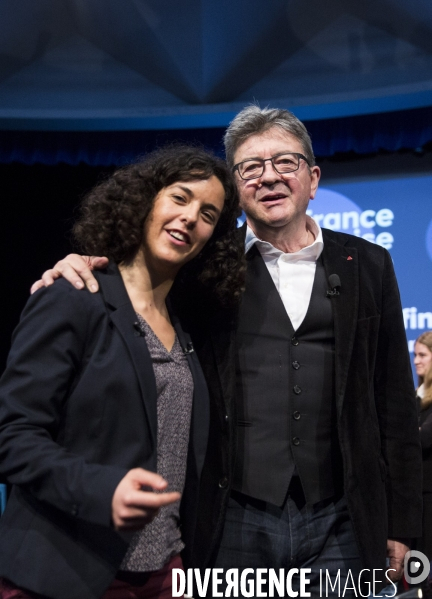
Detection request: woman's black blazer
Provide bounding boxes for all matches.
[0,262,209,599]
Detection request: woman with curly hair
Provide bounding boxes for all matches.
[415,332,432,565]
[0,145,244,599]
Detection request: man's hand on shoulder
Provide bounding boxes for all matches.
[386,538,410,582]
[30,255,108,295]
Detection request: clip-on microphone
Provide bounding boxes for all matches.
[183,342,195,355]
[326,274,341,297]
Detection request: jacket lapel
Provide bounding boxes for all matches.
[169,303,210,479]
[95,264,158,448]
[208,315,237,419]
[322,230,359,412]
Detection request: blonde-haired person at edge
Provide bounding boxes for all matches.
[414,331,432,597]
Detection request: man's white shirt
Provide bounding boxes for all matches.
[245,217,324,332]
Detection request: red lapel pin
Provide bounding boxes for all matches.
[347,256,353,261]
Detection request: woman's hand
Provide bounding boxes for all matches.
[111,468,181,531]
[30,255,108,294]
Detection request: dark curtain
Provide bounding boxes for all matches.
[0,163,114,373]
[1,106,432,166]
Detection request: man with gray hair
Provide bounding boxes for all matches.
[202,105,421,596]
[34,106,421,597]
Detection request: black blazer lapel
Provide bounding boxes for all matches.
[169,304,210,479]
[206,289,241,428]
[95,264,158,448]
[322,230,359,412]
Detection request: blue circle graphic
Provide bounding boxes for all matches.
[309,188,372,236]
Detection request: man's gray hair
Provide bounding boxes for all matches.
[224,105,316,170]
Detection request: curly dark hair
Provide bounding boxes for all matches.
[73,144,245,305]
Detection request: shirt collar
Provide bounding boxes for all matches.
[245,216,324,261]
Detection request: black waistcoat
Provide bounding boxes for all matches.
[232,245,343,505]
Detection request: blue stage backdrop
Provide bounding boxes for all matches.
[238,174,432,380]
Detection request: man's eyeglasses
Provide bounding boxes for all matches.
[233,152,310,181]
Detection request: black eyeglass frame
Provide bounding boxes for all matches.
[232,152,310,180]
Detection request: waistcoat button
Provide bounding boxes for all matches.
[291,337,299,346]
[219,477,228,489]
[293,411,301,420]
[293,385,302,394]
[292,361,300,370]
[292,437,300,446]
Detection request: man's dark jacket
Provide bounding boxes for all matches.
[180,228,422,581]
